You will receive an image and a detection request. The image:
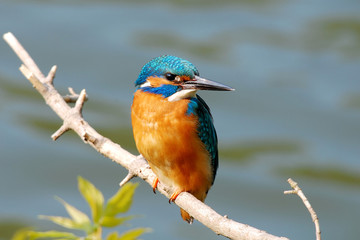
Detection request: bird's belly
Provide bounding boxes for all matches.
[131,92,212,200]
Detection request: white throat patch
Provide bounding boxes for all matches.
[140,81,151,88]
[167,89,197,102]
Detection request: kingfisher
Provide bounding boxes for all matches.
[131,55,233,223]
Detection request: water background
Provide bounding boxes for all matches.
[0,0,360,239]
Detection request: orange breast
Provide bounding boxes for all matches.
[131,90,212,201]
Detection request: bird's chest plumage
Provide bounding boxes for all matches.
[131,90,212,200]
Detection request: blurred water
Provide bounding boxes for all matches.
[0,0,360,240]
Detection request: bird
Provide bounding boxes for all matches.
[131,55,233,223]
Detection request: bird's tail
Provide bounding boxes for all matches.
[180,208,194,224]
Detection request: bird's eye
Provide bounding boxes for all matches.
[165,73,177,81]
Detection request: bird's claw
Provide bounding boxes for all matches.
[169,189,182,203]
[152,177,159,193]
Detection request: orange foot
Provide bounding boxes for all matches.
[169,189,183,203]
[152,177,159,193]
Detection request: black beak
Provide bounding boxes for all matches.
[183,76,234,91]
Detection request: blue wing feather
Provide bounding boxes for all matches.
[187,95,218,184]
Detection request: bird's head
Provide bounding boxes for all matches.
[135,55,233,101]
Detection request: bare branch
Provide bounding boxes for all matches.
[74,89,87,113]
[63,87,88,103]
[284,178,321,240]
[51,124,69,141]
[4,32,289,240]
[46,65,57,84]
[119,171,136,187]
[68,87,77,95]
[19,64,48,94]
[4,32,45,80]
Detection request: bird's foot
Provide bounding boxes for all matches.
[152,177,159,193]
[169,189,182,203]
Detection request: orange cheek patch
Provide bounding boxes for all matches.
[146,76,194,87]
[147,76,177,87]
[180,75,192,81]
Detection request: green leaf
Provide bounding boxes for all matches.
[78,176,104,223]
[55,197,92,232]
[100,216,134,228]
[104,183,138,217]
[11,228,32,240]
[106,232,119,240]
[39,216,82,230]
[117,228,151,240]
[106,228,151,240]
[27,230,77,240]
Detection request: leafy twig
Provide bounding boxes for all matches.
[23,177,149,240]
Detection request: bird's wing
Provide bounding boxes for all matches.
[189,95,219,184]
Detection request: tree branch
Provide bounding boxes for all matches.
[284,178,321,240]
[3,32,289,240]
